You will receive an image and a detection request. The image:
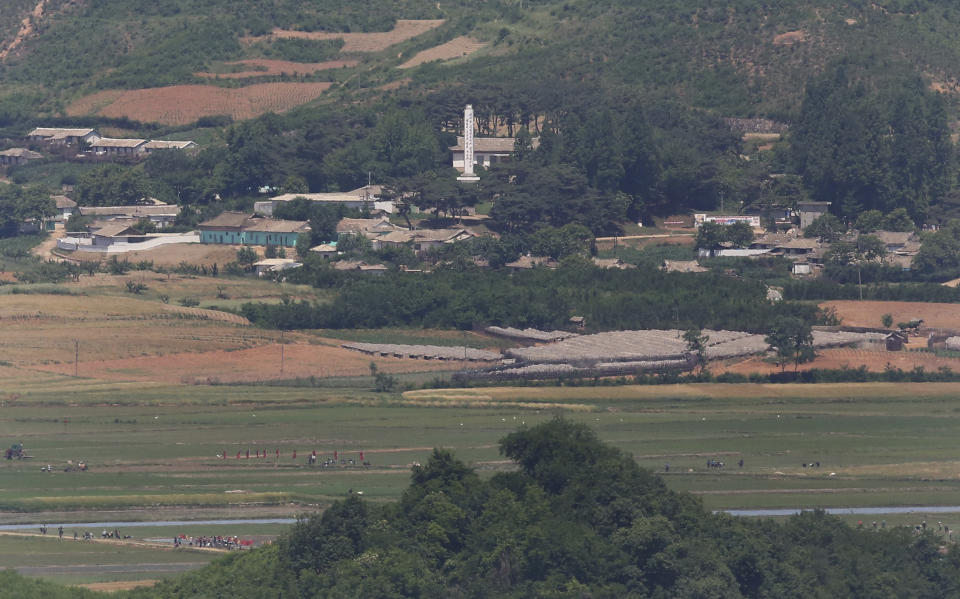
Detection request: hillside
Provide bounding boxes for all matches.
[4,1,960,123]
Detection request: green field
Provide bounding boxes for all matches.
[6,373,960,584]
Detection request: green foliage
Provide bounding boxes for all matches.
[244,265,820,332]
[764,316,816,372]
[803,213,845,242]
[914,219,960,274]
[74,165,149,207]
[792,58,951,222]
[236,246,258,268]
[0,183,54,237]
[695,221,754,251]
[256,38,344,63]
[0,569,104,598]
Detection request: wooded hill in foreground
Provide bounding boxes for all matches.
[46,420,951,598]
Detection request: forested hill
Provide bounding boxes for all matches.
[5,0,960,120]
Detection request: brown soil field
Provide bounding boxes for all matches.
[594,234,695,252]
[195,59,358,79]
[246,19,445,53]
[67,83,334,125]
[821,300,960,331]
[716,347,960,375]
[75,580,159,593]
[398,36,486,68]
[63,244,241,268]
[36,342,492,384]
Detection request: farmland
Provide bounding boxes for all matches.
[243,19,446,53]
[6,279,960,585]
[194,59,358,79]
[398,36,487,69]
[66,82,335,126]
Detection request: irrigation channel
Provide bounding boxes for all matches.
[7,509,960,530]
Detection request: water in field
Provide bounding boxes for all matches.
[721,506,960,517]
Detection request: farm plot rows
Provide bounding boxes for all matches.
[195,59,358,79]
[484,326,578,342]
[398,36,486,68]
[506,329,884,366]
[66,82,334,126]
[245,20,446,53]
[341,342,501,361]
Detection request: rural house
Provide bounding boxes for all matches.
[45,195,77,231]
[78,205,180,228]
[198,212,253,245]
[27,127,100,146]
[198,212,309,247]
[797,201,832,229]
[91,224,146,248]
[242,218,310,247]
[254,185,386,216]
[0,148,43,166]
[450,136,518,172]
[505,255,559,271]
[90,137,148,156]
[253,258,302,277]
[142,140,198,153]
[373,228,476,255]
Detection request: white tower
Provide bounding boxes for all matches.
[457,104,480,182]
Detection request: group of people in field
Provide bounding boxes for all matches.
[173,534,254,549]
[219,449,370,467]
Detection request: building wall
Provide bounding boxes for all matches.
[244,231,300,247]
[200,229,244,244]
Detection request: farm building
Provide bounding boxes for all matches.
[142,140,198,153]
[337,217,406,240]
[90,137,148,156]
[254,185,386,216]
[798,201,832,229]
[27,127,100,145]
[505,255,558,270]
[242,218,310,247]
[254,258,302,277]
[694,214,762,229]
[0,148,43,166]
[309,243,338,258]
[662,260,707,273]
[450,136,519,171]
[78,205,180,228]
[198,212,308,247]
[373,228,477,254]
[91,224,147,248]
[44,195,77,231]
[333,260,389,274]
[592,257,633,269]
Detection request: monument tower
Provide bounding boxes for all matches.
[457,104,480,182]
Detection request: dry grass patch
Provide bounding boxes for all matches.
[76,580,160,593]
[36,343,493,383]
[67,82,334,125]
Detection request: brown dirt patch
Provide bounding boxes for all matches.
[195,59,358,79]
[594,234,695,252]
[65,244,241,268]
[822,300,960,331]
[35,342,493,383]
[773,30,807,45]
[398,36,486,68]
[66,83,334,126]
[75,580,159,593]
[716,347,960,375]
[246,19,445,53]
[378,78,411,91]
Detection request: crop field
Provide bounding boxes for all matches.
[195,58,358,79]
[822,299,960,330]
[398,36,487,68]
[66,82,335,125]
[245,19,446,53]
[720,346,960,374]
[4,371,960,583]
[63,244,241,268]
